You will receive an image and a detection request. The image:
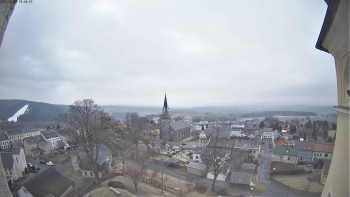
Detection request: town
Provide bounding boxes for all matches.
[0,96,336,197]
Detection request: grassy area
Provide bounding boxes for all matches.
[253,181,268,192]
[51,154,70,164]
[98,175,175,197]
[83,188,135,197]
[274,175,324,193]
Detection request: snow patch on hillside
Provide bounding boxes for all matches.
[8,104,29,122]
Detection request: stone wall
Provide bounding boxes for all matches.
[0,1,16,46]
[0,2,17,196]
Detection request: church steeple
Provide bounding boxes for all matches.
[163,94,169,112]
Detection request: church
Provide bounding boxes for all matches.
[159,94,191,142]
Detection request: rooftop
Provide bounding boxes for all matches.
[41,129,60,140]
[314,143,334,153]
[242,163,256,171]
[0,152,13,169]
[7,128,43,135]
[22,167,75,197]
[233,139,260,150]
[295,141,315,152]
[187,162,207,171]
[229,171,252,185]
[0,133,9,141]
[273,144,299,156]
[170,120,190,131]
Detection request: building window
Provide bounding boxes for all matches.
[84,171,87,176]
[288,157,290,160]
[325,154,328,157]
[90,171,93,176]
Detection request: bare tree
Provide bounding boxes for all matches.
[201,127,232,191]
[65,99,112,185]
[124,112,150,192]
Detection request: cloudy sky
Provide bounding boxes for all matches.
[0,0,336,107]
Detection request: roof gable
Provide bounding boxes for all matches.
[22,167,75,197]
[314,144,334,153]
[0,152,13,169]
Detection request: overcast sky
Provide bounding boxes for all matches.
[0,0,336,107]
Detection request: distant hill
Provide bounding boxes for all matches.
[0,100,68,122]
[0,99,336,122]
[241,111,317,118]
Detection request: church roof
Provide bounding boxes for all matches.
[170,120,190,131]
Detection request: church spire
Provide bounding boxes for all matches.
[163,94,169,111]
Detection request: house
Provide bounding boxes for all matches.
[0,133,10,150]
[207,138,234,150]
[71,145,112,178]
[41,129,62,150]
[262,131,273,139]
[321,159,331,185]
[241,163,256,173]
[23,135,53,158]
[18,167,75,197]
[272,144,299,164]
[207,172,226,181]
[199,131,208,147]
[312,144,334,162]
[233,139,261,160]
[186,162,207,176]
[295,141,315,163]
[229,171,252,185]
[0,152,19,181]
[11,146,27,179]
[7,128,43,146]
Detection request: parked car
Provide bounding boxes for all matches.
[39,159,47,164]
[46,161,54,166]
[28,165,40,172]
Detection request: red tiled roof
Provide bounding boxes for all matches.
[314,144,334,153]
[276,139,286,145]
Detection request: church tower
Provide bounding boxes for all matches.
[160,94,171,143]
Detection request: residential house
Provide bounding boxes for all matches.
[11,146,27,179]
[272,144,299,164]
[0,152,19,181]
[186,162,207,176]
[258,128,273,138]
[71,145,112,178]
[241,163,256,174]
[321,159,332,185]
[23,135,53,158]
[199,131,208,147]
[233,139,261,160]
[207,138,234,150]
[0,133,10,150]
[18,167,75,197]
[312,144,334,162]
[295,141,315,163]
[41,129,61,150]
[7,128,43,146]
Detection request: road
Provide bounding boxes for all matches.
[258,138,272,182]
[257,138,315,197]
